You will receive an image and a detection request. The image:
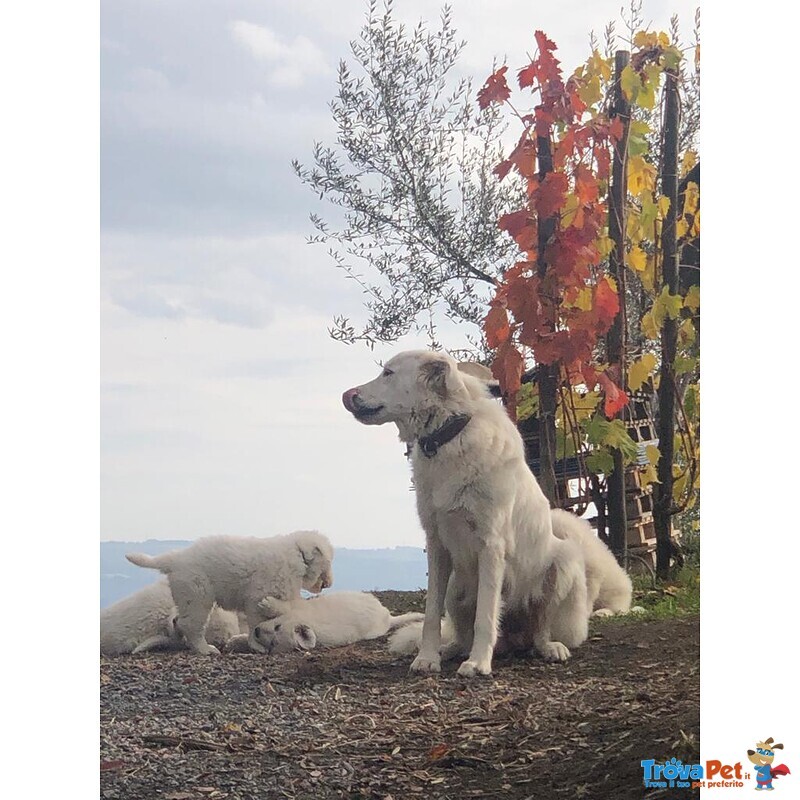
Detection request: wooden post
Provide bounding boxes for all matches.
[536,132,559,507]
[606,50,631,563]
[654,68,681,579]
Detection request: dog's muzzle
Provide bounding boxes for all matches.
[342,388,384,420]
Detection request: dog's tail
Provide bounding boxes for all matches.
[125,552,173,573]
[387,612,425,631]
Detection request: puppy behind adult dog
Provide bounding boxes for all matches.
[550,509,633,616]
[126,531,333,655]
[343,350,588,676]
[229,591,424,654]
[100,579,241,655]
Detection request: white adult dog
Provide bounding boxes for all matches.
[343,350,588,676]
[388,509,634,657]
[126,531,333,655]
[100,579,241,656]
[227,591,424,653]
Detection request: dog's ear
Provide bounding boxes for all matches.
[257,596,287,620]
[747,750,756,756]
[773,743,784,750]
[420,358,463,399]
[293,624,317,650]
[457,361,502,397]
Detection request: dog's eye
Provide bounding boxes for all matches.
[382,368,394,377]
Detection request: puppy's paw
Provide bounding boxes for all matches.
[629,605,646,614]
[440,640,468,662]
[456,658,492,677]
[591,608,615,618]
[409,652,441,674]
[538,641,571,662]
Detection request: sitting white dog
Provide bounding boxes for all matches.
[389,510,636,656]
[126,530,333,655]
[227,592,424,654]
[343,350,589,676]
[100,579,241,656]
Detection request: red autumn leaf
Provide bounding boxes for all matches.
[492,341,524,397]
[498,209,530,239]
[534,106,554,137]
[428,744,451,761]
[535,171,568,219]
[494,159,513,181]
[518,62,538,88]
[609,117,624,142]
[508,134,537,178]
[534,30,561,83]
[597,372,630,418]
[593,276,620,331]
[485,304,510,348]
[478,66,511,109]
[574,164,599,205]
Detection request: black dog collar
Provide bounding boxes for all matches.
[417,414,472,458]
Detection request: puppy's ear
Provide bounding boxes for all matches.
[420,358,463,399]
[773,743,784,750]
[293,624,317,650]
[257,596,287,619]
[457,362,494,381]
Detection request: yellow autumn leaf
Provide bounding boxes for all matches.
[628,245,647,272]
[641,463,660,487]
[678,318,696,347]
[681,150,697,177]
[628,155,656,197]
[684,285,700,311]
[646,444,661,466]
[572,287,593,311]
[641,254,656,293]
[628,353,657,391]
[585,50,612,82]
[641,310,658,340]
[657,195,671,219]
[561,193,580,228]
[596,233,614,258]
[620,64,641,101]
[578,74,602,106]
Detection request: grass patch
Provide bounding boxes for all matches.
[593,564,700,625]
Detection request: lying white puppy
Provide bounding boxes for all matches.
[227,592,424,654]
[100,579,240,656]
[126,530,333,655]
[344,350,588,675]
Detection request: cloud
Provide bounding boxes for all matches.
[229,20,330,89]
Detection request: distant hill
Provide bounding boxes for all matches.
[100,540,427,608]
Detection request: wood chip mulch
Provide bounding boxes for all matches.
[101,609,699,800]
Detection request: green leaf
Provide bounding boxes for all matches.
[674,355,698,376]
[585,449,614,475]
[620,64,641,101]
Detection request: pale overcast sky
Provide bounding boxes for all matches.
[100,0,699,547]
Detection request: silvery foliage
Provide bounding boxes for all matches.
[293,1,524,352]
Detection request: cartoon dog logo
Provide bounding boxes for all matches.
[747,738,791,791]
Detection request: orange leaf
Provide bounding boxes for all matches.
[478,66,511,109]
[593,276,620,331]
[535,172,568,219]
[492,341,524,397]
[597,372,629,418]
[485,305,510,348]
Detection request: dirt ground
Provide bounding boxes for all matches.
[100,597,699,800]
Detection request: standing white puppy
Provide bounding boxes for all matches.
[126,531,333,655]
[343,350,588,676]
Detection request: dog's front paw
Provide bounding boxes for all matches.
[538,641,570,662]
[248,633,266,654]
[456,658,492,677]
[591,608,615,618]
[410,652,441,674]
[193,643,221,656]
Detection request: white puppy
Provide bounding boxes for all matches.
[228,591,424,654]
[100,579,241,655]
[550,509,633,616]
[126,531,333,655]
[343,350,588,676]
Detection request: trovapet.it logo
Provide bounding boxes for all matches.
[640,737,791,791]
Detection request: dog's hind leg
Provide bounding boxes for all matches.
[169,574,218,655]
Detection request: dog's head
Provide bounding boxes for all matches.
[747,738,783,766]
[291,531,334,593]
[342,351,488,436]
[253,617,317,654]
